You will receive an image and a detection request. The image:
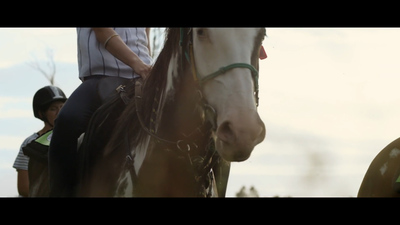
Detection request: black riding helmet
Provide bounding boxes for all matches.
[33,85,67,121]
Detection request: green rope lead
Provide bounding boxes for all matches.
[199,63,259,93]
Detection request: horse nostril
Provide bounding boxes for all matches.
[217,121,235,143]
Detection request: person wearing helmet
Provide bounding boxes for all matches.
[48,28,152,197]
[12,85,67,197]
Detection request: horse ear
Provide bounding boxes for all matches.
[259,46,267,60]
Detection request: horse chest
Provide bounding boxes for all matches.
[135,149,199,197]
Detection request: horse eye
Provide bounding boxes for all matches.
[197,29,205,36]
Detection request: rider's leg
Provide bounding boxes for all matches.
[48,77,102,197]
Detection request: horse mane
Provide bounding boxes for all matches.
[141,28,185,126]
[104,28,187,153]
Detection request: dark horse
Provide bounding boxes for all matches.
[358,138,400,197]
[77,28,266,197]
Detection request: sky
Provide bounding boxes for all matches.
[1,28,400,197]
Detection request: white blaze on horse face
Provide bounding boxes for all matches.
[192,28,266,161]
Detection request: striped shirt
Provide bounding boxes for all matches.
[12,133,39,171]
[77,27,153,81]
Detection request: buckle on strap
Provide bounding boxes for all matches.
[116,84,131,105]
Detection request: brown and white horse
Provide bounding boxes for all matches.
[358,138,400,197]
[77,28,266,197]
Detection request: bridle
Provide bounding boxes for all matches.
[179,28,261,133]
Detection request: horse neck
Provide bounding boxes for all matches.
[155,55,204,142]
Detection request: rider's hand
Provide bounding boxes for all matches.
[134,62,152,80]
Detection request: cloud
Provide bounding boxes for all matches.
[0,109,30,119]
[0,96,30,104]
[0,96,31,119]
[0,135,23,151]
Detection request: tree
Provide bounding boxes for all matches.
[27,47,56,85]
[235,185,260,197]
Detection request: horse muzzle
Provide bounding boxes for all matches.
[214,109,266,162]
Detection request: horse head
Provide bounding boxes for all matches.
[182,28,267,162]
